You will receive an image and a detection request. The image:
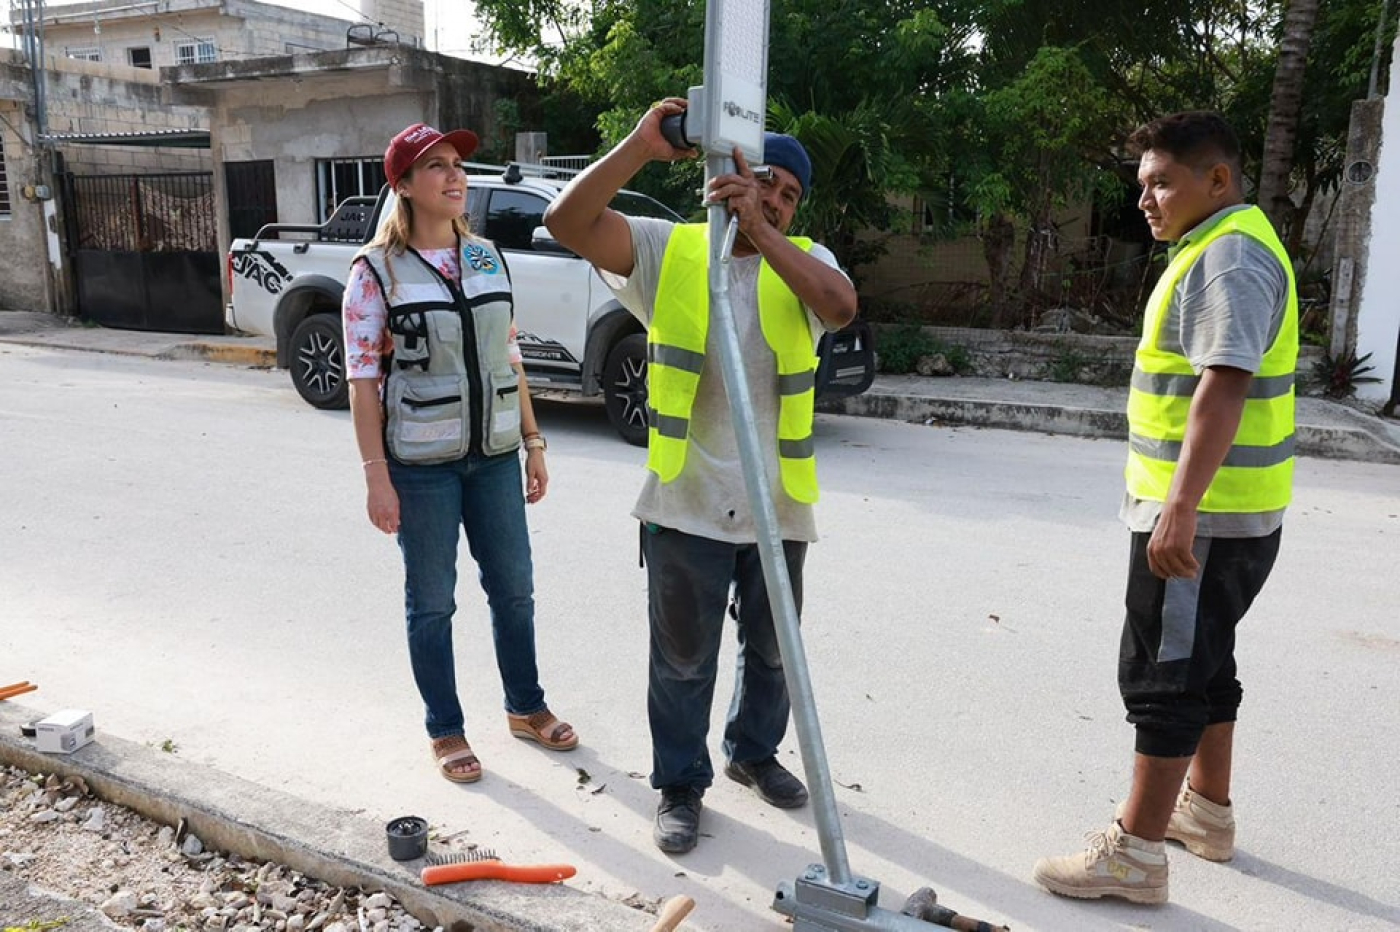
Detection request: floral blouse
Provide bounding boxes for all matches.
[343,246,521,380]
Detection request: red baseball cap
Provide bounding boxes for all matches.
[384,123,479,187]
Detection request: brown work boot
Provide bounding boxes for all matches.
[1033,821,1168,904]
[1166,785,1235,862]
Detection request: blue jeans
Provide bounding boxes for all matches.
[641,524,807,791]
[390,451,546,739]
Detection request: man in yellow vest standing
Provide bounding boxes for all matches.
[1034,111,1298,904]
[545,98,857,854]
[1036,109,1293,901]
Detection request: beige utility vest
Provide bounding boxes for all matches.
[357,239,521,463]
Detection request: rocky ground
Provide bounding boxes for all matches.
[0,764,435,932]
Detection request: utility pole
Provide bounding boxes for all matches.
[18,0,72,315]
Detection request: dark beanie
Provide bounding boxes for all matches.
[762,132,812,198]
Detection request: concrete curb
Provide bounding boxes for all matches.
[158,342,277,368]
[821,390,1400,466]
[821,392,1128,440]
[0,333,275,369]
[0,704,658,932]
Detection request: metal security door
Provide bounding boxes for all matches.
[59,171,222,334]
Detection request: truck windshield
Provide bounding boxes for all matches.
[609,191,684,222]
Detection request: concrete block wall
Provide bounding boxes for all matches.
[43,12,234,68]
[0,101,49,311]
[880,324,1325,389]
[35,54,209,175]
[436,60,538,160]
[356,0,424,44]
[35,3,370,67]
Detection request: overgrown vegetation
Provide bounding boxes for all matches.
[1048,346,1094,384]
[875,325,972,375]
[465,0,1395,352]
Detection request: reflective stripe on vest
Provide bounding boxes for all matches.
[1125,206,1298,513]
[647,223,820,504]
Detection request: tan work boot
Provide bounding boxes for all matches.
[1033,821,1168,904]
[1166,786,1235,862]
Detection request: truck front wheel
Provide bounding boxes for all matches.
[290,314,349,410]
[602,333,648,447]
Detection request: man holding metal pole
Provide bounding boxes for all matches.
[544,97,857,855]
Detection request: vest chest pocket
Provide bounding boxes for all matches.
[386,373,469,464]
[484,370,522,455]
[388,308,463,374]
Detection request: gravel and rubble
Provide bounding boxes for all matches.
[0,765,435,932]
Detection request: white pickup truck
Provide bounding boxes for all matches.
[226,164,875,444]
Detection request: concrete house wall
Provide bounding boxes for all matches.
[0,48,212,310]
[38,54,207,175]
[21,0,423,69]
[168,45,536,304]
[0,95,50,311]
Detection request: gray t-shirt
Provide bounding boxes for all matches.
[601,216,846,544]
[1121,204,1290,537]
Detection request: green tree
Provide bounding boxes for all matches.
[467,0,1395,325]
[470,0,963,278]
[948,46,1123,325]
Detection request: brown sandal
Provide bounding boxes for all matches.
[431,735,483,783]
[507,709,579,751]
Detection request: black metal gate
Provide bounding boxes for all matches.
[225,160,277,239]
[59,171,223,334]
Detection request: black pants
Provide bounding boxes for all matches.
[640,523,807,791]
[1118,528,1282,758]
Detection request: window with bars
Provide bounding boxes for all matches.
[314,158,386,222]
[0,152,11,216]
[175,38,217,65]
[66,47,102,61]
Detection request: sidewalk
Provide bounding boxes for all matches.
[822,374,1400,465]
[5,310,1398,464]
[0,310,278,368]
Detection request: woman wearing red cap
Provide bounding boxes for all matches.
[343,123,577,783]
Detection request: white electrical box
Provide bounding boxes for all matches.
[34,709,95,754]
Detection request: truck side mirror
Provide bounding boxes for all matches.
[531,226,576,257]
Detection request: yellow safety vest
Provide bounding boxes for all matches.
[646,223,820,504]
[1125,206,1298,513]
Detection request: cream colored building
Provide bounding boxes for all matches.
[13,0,423,70]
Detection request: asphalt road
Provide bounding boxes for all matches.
[1,343,1397,931]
